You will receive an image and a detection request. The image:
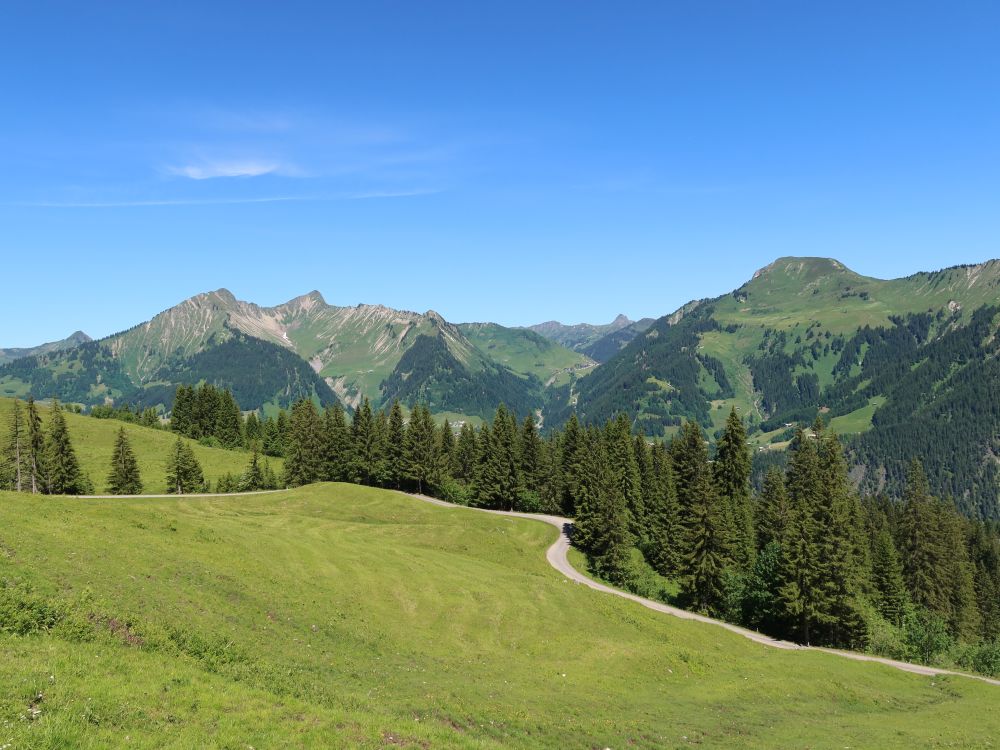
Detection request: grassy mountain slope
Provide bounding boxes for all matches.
[459,322,596,387]
[2,483,997,748]
[569,257,1000,513]
[0,289,578,421]
[0,397,280,493]
[0,331,91,366]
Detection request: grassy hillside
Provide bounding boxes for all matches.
[1,483,998,748]
[0,398,280,494]
[459,322,596,387]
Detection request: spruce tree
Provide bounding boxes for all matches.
[385,400,406,489]
[45,400,88,495]
[323,402,352,481]
[559,414,584,515]
[283,399,326,487]
[870,525,907,627]
[672,420,734,614]
[474,405,522,510]
[454,421,478,483]
[518,414,543,494]
[645,442,681,576]
[815,431,867,647]
[438,418,456,480]
[898,460,952,619]
[714,407,755,568]
[238,447,265,492]
[350,398,381,485]
[606,414,642,542]
[25,396,45,494]
[1,399,27,492]
[404,404,437,494]
[755,467,790,551]
[165,437,204,494]
[171,385,195,436]
[244,411,262,447]
[215,389,244,448]
[107,426,142,495]
[777,429,824,644]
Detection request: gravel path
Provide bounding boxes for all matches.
[406,491,1000,687]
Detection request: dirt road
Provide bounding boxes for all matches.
[407,491,1000,687]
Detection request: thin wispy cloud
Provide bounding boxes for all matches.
[7,187,442,208]
[165,159,287,180]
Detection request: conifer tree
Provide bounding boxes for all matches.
[474,405,522,510]
[606,414,642,541]
[25,396,45,494]
[165,437,204,494]
[714,407,755,568]
[323,402,352,481]
[238,447,266,492]
[870,525,907,627]
[283,399,325,487]
[518,414,542,493]
[898,460,951,619]
[438,418,456,479]
[645,442,681,576]
[215,389,244,448]
[45,399,88,495]
[350,398,381,485]
[815,431,867,646]
[1,399,27,492]
[454,421,478,483]
[262,416,283,457]
[404,404,438,494]
[755,467,790,550]
[107,426,142,495]
[244,411,262,446]
[171,385,195,436]
[559,414,584,515]
[673,420,734,614]
[777,429,824,644]
[385,400,406,489]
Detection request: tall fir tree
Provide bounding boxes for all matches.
[474,405,522,510]
[215,389,244,448]
[165,437,204,494]
[107,426,142,495]
[1,399,27,492]
[454,421,478,483]
[673,420,733,614]
[559,414,584,515]
[870,524,908,627]
[283,399,326,487]
[45,400,88,495]
[714,407,755,569]
[25,396,45,494]
[385,400,406,489]
[404,404,438,494]
[323,402,352,482]
[755,467,790,551]
[518,414,543,494]
[645,442,681,576]
[350,398,382,486]
[777,428,824,644]
[606,414,643,542]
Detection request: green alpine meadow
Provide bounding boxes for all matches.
[2,484,999,749]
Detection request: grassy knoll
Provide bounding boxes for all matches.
[0,398,281,494]
[1,484,998,748]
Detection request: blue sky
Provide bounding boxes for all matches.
[2,1,999,345]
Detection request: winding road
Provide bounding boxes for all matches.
[407,491,1000,687]
[77,486,1000,686]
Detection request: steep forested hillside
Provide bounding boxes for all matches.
[567,257,1000,515]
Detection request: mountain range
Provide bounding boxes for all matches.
[3,256,1000,514]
